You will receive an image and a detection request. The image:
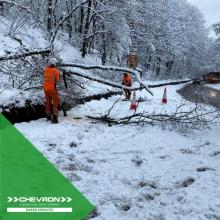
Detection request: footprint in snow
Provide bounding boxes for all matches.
[180,149,195,154]
[158,155,171,160]
[131,155,144,167]
[176,177,195,188]
[196,167,215,172]
[115,202,131,212]
[65,163,77,171]
[47,147,54,152]
[142,192,160,201]
[68,173,82,182]
[86,158,95,164]
[49,143,57,147]
[210,151,220,157]
[67,154,75,161]
[69,141,77,148]
[138,180,158,189]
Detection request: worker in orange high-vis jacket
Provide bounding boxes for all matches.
[43,57,60,123]
[122,73,132,99]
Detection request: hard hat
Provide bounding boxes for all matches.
[48,57,57,65]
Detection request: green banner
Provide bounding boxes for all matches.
[0,114,94,220]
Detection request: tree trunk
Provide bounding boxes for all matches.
[53,0,58,28]
[47,0,53,32]
[66,1,73,41]
[0,2,4,14]
[146,55,152,69]
[156,66,160,76]
[78,5,84,34]
[101,43,107,65]
[101,31,107,65]
[81,0,92,57]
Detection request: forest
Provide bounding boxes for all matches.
[0,0,219,81]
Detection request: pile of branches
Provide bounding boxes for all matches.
[87,100,219,131]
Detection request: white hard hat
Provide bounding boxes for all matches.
[48,57,57,65]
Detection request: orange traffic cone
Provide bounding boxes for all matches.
[161,87,167,104]
[130,91,137,110]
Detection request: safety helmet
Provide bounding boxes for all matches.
[48,57,58,66]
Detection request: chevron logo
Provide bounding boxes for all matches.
[7,197,19,203]
[1,114,94,219]
[7,197,72,203]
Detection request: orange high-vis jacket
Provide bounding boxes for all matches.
[43,67,60,90]
[123,74,132,87]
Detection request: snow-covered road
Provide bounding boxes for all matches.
[15,85,220,220]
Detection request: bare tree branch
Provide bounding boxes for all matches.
[87,102,219,130]
[0,49,51,61]
[50,0,89,45]
[0,0,42,24]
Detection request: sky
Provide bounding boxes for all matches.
[187,0,220,26]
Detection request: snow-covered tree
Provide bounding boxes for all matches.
[0,0,210,78]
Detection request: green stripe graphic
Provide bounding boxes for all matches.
[0,114,94,220]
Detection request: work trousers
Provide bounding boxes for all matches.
[44,89,59,116]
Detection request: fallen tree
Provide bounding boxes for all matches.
[60,62,143,73]
[60,63,154,96]
[61,68,143,92]
[86,100,219,130]
[61,65,192,95]
[0,49,51,61]
[0,54,192,96]
[20,66,192,95]
[148,79,192,88]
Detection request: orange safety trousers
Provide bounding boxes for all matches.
[43,66,60,116]
[44,89,59,116]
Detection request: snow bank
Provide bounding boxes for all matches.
[205,83,220,90]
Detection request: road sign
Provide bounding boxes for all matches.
[128,53,138,69]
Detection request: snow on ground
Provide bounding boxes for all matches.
[205,83,220,90]
[15,85,220,220]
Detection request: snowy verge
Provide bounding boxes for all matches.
[205,83,220,90]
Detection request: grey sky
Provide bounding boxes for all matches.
[187,0,220,26]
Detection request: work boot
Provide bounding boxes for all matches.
[46,113,51,121]
[52,115,58,124]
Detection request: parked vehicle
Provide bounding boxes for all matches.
[203,72,220,83]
